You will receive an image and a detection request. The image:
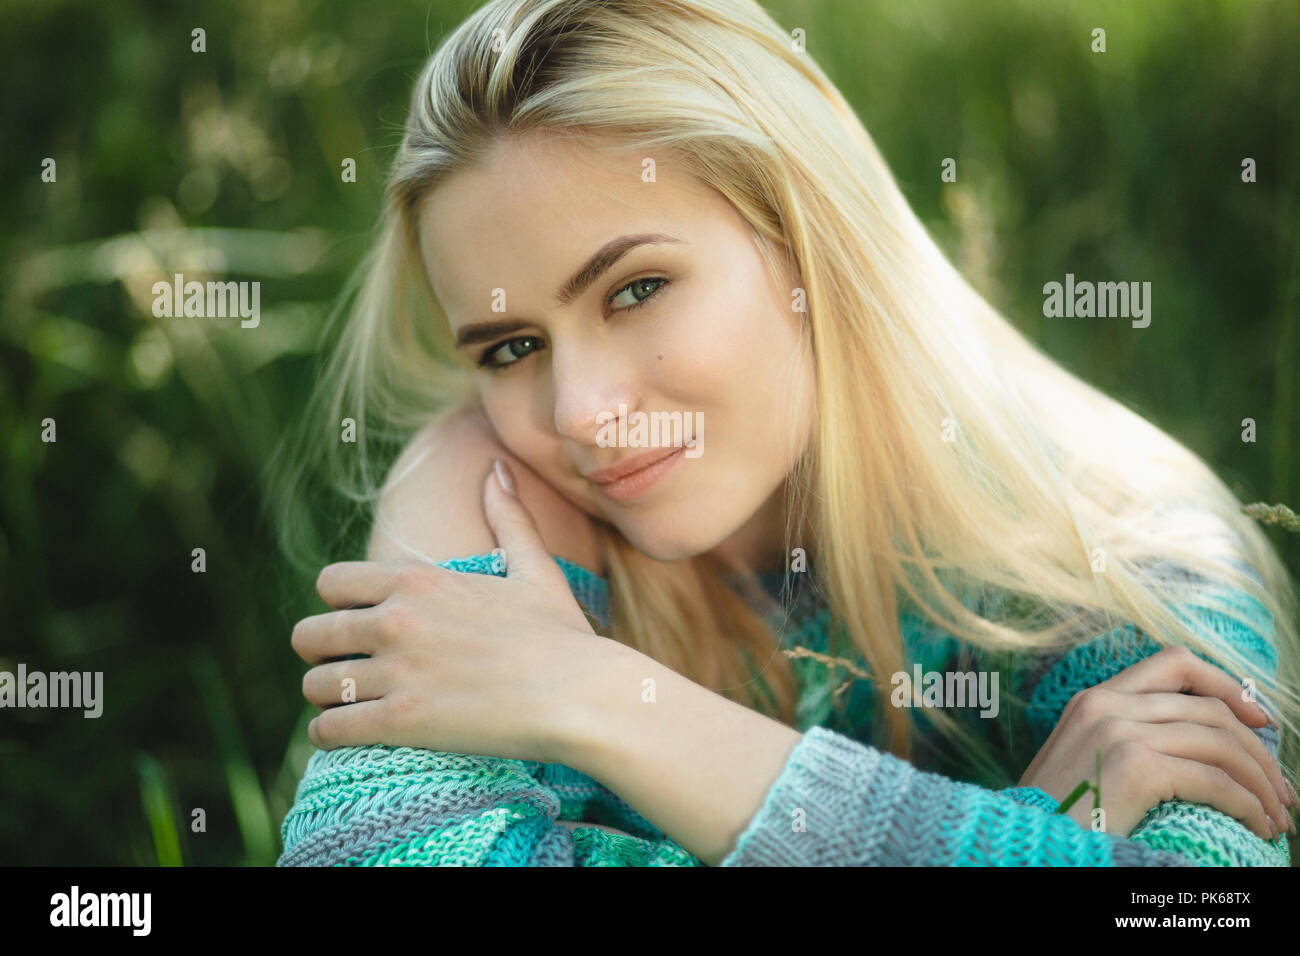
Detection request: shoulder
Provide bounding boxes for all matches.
[365,403,606,577]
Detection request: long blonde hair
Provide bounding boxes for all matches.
[268,0,1299,786]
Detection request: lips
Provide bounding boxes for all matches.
[583,446,682,484]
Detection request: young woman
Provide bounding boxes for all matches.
[271,0,1298,866]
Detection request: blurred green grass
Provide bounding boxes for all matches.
[0,0,1296,864]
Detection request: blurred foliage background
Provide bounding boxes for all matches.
[1,0,1296,865]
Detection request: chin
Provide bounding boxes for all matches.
[614,517,728,564]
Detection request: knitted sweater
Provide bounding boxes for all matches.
[278,553,1290,866]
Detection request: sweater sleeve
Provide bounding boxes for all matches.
[1021,577,1290,866]
[720,577,1290,867]
[719,725,1196,865]
[277,553,701,866]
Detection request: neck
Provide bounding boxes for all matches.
[706,477,806,577]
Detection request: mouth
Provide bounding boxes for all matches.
[586,446,685,503]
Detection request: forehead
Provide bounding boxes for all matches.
[416,132,715,317]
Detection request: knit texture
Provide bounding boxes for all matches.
[278,554,1291,866]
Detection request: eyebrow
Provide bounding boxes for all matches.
[453,232,684,349]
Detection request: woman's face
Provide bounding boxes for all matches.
[417,131,816,568]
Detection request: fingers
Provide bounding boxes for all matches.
[1144,750,1279,841]
[308,699,389,750]
[1100,645,1271,729]
[1127,720,1291,837]
[481,460,567,587]
[301,657,389,710]
[291,606,385,664]
[316,561,435,609]
[1126,692,1292,819]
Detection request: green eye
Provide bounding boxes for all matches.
[609,277,668,311]
[478,277,669,374]
[480,336,543,371]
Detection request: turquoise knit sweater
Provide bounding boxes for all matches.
[278,553,1291,866]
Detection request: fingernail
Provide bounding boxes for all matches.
[493,459,517,496]
[1285,779,1298,807]
[1266,817,1276,839]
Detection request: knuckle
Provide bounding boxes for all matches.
[394,564,433,592]
[1074,687,1113,722]
[1060,690,1083,723]
[1065,687,1091,715]
[1160,644,1196,665]
[376,602,416,641]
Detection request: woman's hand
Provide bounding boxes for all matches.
[1018,645,1296,840]
[291,460,608,765]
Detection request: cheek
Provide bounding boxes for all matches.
[480,390,549,459]
[716,304,812,457]
[651,283,770,388]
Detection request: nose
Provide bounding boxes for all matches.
[550,339,637,446]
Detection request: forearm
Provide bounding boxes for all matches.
[552,639,803,866]
[550,642,1205,867]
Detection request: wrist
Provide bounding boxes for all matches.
[543,635,806,864]
[543,634,645,771]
